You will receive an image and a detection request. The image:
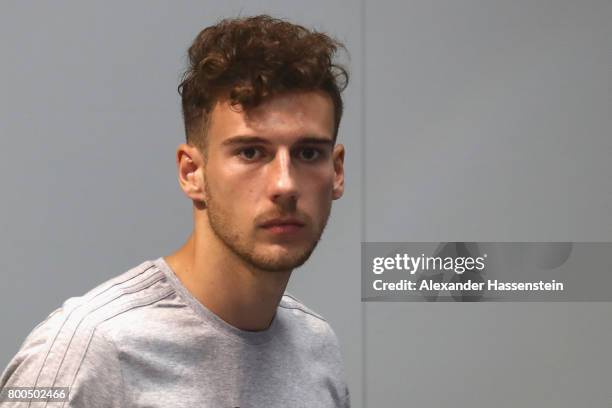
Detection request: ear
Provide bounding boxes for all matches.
[332,143,345,200]
[176,143,207,205]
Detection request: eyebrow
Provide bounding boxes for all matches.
[221,135,334,147]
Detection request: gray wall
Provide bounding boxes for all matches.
[1,1,610,407]
[364,0,612,406]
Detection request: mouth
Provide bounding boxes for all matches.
[259,218,306,235]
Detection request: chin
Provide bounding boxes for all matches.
[250,245,315,272]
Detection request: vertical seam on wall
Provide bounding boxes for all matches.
[360,0,367,406]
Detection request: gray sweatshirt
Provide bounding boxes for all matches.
[0,257,350,407]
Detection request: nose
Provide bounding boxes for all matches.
[268,148,299,205]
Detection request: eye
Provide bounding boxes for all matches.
[238,147,263,161]
[298,147,321,162]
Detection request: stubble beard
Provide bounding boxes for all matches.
[204,183,330,273]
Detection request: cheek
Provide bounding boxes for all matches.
[310,167,336,195]
[299,170,335,209]
[207,168,262,228]
[208,160,258,198]
[211,180,258,215]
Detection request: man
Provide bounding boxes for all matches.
[0,14,350,407]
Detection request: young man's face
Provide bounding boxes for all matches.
[199,90,344,272]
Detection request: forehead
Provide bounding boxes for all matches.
[207,90,335,144]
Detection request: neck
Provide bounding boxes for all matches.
[163,221,291,332]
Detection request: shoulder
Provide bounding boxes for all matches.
[0,258,173,393]
[278,292,327,324]
[278,292,341,346]
[279,291,327,322]
[279,292,349,405]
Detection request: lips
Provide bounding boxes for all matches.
[260,218,305,228]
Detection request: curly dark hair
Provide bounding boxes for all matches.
[177,15,349,152]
